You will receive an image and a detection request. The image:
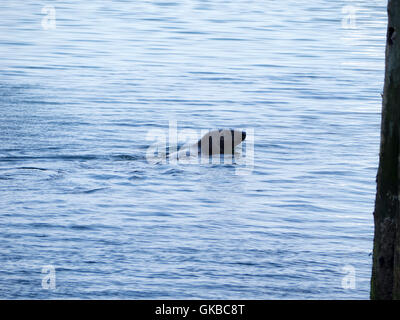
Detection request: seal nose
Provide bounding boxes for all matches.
[242,131,246,141]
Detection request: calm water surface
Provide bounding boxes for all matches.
[0,0,387,299]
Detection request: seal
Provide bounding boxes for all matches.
[170,129,246,160]
[197,129,246,155]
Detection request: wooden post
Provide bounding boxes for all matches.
[371,0,400,300]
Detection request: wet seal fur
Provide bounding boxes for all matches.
[169,129,246,160]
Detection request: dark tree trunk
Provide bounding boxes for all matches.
[371,0,400,300]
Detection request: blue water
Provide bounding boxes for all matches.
[0,1,386,299]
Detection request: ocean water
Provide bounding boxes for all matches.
[0,0,386,299]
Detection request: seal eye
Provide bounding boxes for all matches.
[242,131,246,141]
